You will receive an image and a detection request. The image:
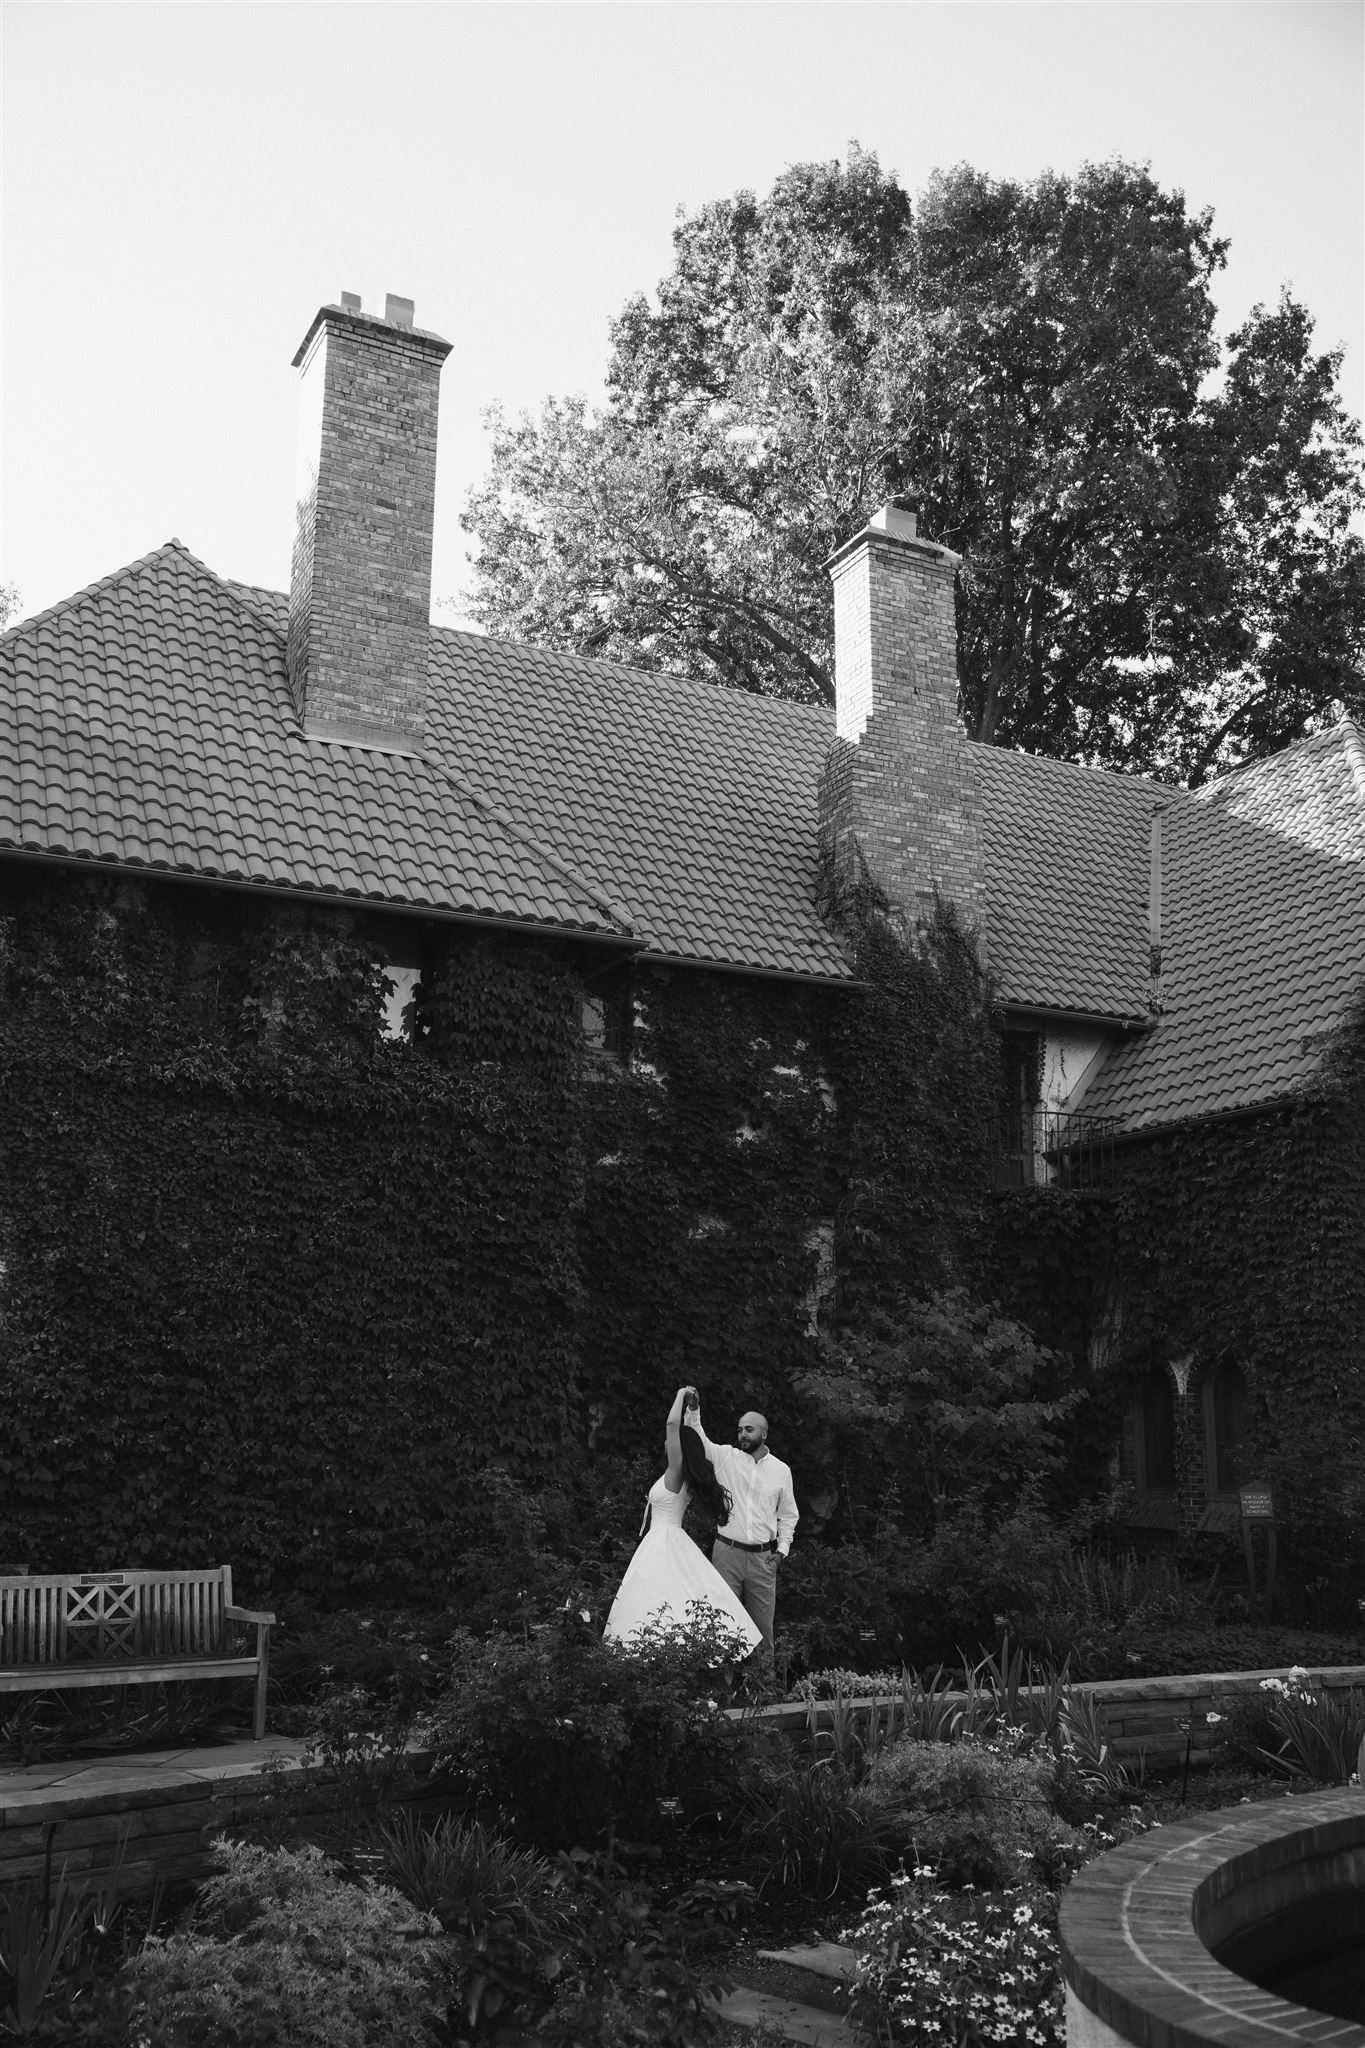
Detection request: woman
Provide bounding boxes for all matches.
[603,1387,763,1654]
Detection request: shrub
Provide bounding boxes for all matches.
[431,1603,754,1848]
[740,1757,888,1898]
[130,1839,448,2048]
[844,1869,1064,2046]
[860,1735,1082,1889]
[373,1809,568,1936]
[532,1849,732,2048]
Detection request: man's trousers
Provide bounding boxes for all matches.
[711,1541,778,1660]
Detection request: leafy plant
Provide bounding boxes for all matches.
[130,1838,448,2048]
[0,1870,93,2037]
[372,1809,566,1939]
[860,1733,1083,1890]
[534,1848,731,2048]
[431,1604,754,1849]
[1240,1673,1365,1784]
[741,1756,888,1898]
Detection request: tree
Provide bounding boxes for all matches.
[0,584,21,631]
[462,150,1364,783]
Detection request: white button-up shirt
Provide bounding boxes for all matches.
[691,1415,799,1557]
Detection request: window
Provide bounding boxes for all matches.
[380,964,421,1042]
[1204,1365,1248,1498]
[581,967,632,1067]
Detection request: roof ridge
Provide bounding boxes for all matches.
[1196,719,1364,804]
[0,539,198,646]
[430,618,834,727]
[970,738,1175,800]
[1336,717,1365,808]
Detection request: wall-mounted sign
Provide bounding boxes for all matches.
[1239,1485,1275,1522]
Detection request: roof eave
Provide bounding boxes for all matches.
[0,846,647,952]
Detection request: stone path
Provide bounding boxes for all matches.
[0,1734,309,1818]
[717,1941,866,2046]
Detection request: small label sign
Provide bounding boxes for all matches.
[1239,1485,1275,1522]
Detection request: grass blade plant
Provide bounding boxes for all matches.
[742,1755,888,1899]
[0,1869,92,2036]
[1253,1676,1365,1783]
[372,1808,568,1939]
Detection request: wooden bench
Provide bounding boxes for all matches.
[0,1568,275,1740]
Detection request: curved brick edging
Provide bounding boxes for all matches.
[1059,1788,1365,2047]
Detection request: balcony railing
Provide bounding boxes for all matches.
[992,1108,1118,1191]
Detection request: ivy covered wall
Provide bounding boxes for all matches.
[0,869,1003,1604]
[992,1001,1365,1614]
[4,859,1356,1615]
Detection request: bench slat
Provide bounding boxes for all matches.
[0,1656,263,1693]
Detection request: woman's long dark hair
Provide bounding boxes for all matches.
[679,1421,733,1526]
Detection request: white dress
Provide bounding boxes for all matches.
[603,1476,763,1653]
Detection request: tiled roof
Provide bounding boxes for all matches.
[974,745,1154,1020]
[1083,722,1365,1132]
[0,545,633,940]
[227,580,851,981]
[6,546,1363,1137]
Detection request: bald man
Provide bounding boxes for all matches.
[683,1394,798,1663]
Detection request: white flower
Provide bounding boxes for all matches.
[1205,1710,1223,1724]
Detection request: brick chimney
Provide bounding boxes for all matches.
[287,292,453,753]
[818,498,983,938]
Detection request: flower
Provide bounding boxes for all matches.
[1205,1711,1223,1725]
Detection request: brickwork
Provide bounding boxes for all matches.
[819,523,984,945]
[1060,1788,1365,2048]
[286,303,452,754]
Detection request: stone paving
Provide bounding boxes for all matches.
[0,1735,308,1823]
[718,1941,866,2045]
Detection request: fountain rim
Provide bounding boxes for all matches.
[1059,1785,1365,2047]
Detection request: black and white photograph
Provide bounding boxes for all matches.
[2,3,1363,2042]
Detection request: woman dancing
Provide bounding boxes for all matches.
[603,1387,763,1654]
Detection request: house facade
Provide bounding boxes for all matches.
[3,293,1362,1601]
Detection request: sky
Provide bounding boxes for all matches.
[3,1,1362,629]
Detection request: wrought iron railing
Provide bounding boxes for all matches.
[992,1108,1118,1191]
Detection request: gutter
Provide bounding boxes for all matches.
[1107,1090,1322,1150]
[994,1001,1153,1033]
[0,847,861,987]
[634,948,864,993]
[0,846,647,952]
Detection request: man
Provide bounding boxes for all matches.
[683,1389,798,1664]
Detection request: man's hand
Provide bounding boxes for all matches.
[683,1385,700,1411]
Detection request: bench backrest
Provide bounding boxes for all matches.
[0,1568,233,1666]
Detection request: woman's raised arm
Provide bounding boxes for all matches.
[663,1387,689,1493]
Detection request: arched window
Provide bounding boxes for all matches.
[1136,1371,1176,1495]
[1204,1365,1248,1498]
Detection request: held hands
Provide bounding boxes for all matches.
[682,1385,700,1411]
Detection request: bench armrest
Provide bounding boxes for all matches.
[225,1605,276,1627]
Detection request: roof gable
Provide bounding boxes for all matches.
[1083,722,1365,1131]
[0,544,633,940]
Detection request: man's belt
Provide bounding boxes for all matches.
[716,1533,778,1553]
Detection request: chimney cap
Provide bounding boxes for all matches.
[825,500,962,575]
[291,299,453,369]
[385,293,415,330]
[869,499,919,541]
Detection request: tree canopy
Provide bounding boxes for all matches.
[462,149,1364,784]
